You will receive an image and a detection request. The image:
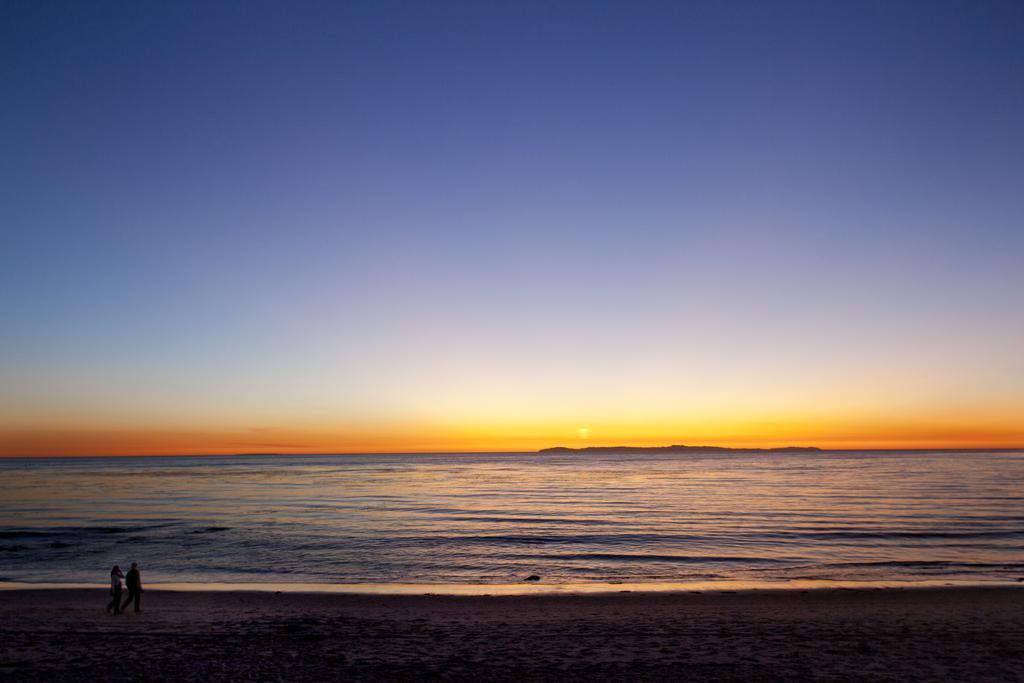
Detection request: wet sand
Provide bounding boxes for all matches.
[1,586,1022,681]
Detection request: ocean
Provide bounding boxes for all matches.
[1,451,1022,588]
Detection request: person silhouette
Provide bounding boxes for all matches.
[121,562,143,613]
[106,565,124,614]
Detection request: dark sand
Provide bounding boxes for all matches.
[2,587,1023,681]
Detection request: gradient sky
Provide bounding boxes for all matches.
[2,1,1023,455]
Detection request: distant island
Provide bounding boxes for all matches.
[538,444,822,454]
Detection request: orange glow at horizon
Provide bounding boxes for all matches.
[3,415,1023,456]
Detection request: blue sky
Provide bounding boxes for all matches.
[2,1,1022,453]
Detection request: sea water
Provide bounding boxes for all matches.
[1,451,1022,587]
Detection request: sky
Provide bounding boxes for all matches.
[2,1,1023,455]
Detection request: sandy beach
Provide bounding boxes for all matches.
[1,586,1022,681]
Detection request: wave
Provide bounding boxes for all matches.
[0,522,187,540]
[815,560,1024,569]
[0,531,51,539]
[441,533,711,545]
[353,530,1024,547]
[760,559,1024,580]
[439,516,617,526]
[506,553,790,564]
[758,530,1024,540]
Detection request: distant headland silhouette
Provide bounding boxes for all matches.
[538,444,822,454]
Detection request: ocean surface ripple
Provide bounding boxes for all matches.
[1,451,1022,585]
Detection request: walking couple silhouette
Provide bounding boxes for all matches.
[106,562,143,614]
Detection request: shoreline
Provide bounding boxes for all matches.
[3,578,1022,595]
[2,586,1022,680]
